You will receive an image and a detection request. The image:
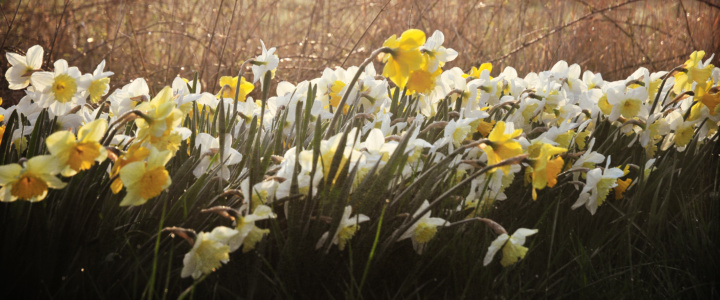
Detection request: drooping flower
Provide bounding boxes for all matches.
[572,158,624,215]
[110,144,151,194]
[398,200,448,254]
[316,205,370,251]
[0,155,65,202]
[527,142,567,200]
[234,204,276,253]
[5,45,44,90]
[181,230,231,279]
[382,29,426,88]
[118,147,172,206]
[483,228,538,267]
[45,119,108,176]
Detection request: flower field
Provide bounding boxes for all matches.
[1,1,720,299]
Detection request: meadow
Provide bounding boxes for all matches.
[1,0,719,299]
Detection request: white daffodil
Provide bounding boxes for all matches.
[398,200,448,254]
[251,40,279,88]
[572,157,624,215]
[420,30,458,72]
[82,60,114,103]
[483,228,538,267]
[30,59,90,115]
[193,133,243,180]
[316,205,370,251]
[606,85,648,122]
[233,204,276,253]
[5,45,43,90]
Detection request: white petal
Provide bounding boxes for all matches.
[26,45,44,69]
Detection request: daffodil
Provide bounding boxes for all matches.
[30,59,90,115]
[193,133,243,180]
[0,155,65,202]
[673,51,714,94]
[45,119,108,176]
[481,121,523,175]
[463,63,493,80]
[110,144,151,194]
[134,87,185,150]
[527,142,567,200]
[181,230,231,279]
[606,85,648,122]
[234,204,276,253]
[316,205,369,251]
[251,40,279,88]
[398,200,448,254]
[118,147,172,206]
[572,158,624,215]
[483,228,538,267]
[83,60,114,103]
[217,75,254,101]
[420,30,458,72]
[382,29,426,88]
[5,45,43,90]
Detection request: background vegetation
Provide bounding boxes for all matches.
[2,0,719,106]
[0,0,719,299]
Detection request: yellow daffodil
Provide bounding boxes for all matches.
[406,67,442,95]
[110,144,151,194]
[382,29,426,88]
[614,178,632,199]
[134,86,185,150]
[527,142,567,200]
[217,75,254,101]
[45,119,108,177]
[0,155,65,202]
[118,147,172,206]
[481,121,523,175]
[463,63,493,80]
[673,51,714,94]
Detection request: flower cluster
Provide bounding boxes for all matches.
[2,29,718,279]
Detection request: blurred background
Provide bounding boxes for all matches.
[2,0,719,106]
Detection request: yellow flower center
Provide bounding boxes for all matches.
[619,98,641,118]
[414,222,438,244]
[328,80,348,114]
[500,241,529,267]
[596,177,616,207]
[337,224,359,251]
[139,167,169,199]
[68,142,101,172]
[12,173,48,200]
[52,74,78,103]
[88,78,110,103]
[194,238,230,274]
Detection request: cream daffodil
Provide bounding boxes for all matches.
[251,40,279,88]
[118,147,172,206]
[0,155,65,202]
[46,119,108,176]
[181,230,231,279]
